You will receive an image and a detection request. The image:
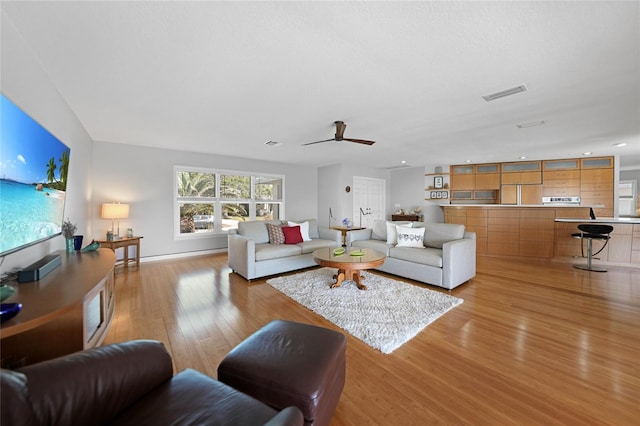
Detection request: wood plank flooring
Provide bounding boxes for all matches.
[103,254,640,425]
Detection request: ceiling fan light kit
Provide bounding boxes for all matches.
[302,121,375,146]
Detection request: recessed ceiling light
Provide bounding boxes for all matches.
[516,120,545,128]
[465,160,472,163]
[401,160,407,164]
[264,140,281,146]
[583,152,592,155]
[615,142,627,147]
[483,85,527,102]
[519,156,527,160]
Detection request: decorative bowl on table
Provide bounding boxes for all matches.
[0,303,22,323]
[0,284,15,302]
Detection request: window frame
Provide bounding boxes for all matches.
[174,166,285,239]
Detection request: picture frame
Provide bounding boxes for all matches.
[442,191,449,199]
[434,176,444,189]
[436,191,442,199]
[430,191,437,199]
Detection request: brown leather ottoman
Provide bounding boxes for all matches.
[218,320,347,426]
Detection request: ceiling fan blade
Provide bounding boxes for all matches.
[301,138,336,146]
[344,138,376,145]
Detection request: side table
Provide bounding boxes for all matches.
[95,236,143,267]
[331,226,365,246]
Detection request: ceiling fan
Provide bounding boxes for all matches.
[302,121,375,146]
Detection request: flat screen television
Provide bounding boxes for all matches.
[0,93,71,257]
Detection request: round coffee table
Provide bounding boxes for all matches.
[312,247,386,290]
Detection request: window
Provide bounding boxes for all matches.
[174,167,284,237]
[619,180,637,217]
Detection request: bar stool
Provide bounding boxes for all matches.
[572,224,613,272]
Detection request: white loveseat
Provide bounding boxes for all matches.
[228,219,341,280]
[346,221,476,290]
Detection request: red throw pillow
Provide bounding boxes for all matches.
[282,225,303,244]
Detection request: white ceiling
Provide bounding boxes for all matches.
[2,1,639,170]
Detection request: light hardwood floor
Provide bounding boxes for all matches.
[103,254,640,425]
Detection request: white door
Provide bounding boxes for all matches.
[352,177,385,228]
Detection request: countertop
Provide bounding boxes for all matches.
[554,217,640,224]
[440,204,599,208]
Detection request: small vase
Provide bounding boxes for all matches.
[65,238,74,252]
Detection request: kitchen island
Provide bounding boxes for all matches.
[442,205,639,268]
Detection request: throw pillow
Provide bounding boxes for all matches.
[396,226,426,248]
[282,225,303,244]
[288,221,311,241]
[386,221,412,244]
[266,223,285,245]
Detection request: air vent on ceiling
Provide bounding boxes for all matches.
[483,85,527,102]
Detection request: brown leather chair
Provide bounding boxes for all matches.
[1,340,303,426]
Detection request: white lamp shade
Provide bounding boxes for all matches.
[101,203,130,219]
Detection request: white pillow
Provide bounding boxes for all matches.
[288,221,311,241]
[396,226,426,248]
[386,222,412,244]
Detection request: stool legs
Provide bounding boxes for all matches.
[573,238,607,272]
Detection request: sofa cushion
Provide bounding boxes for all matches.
[389,246,443,268]
[371,220,388,241]
[291,219,320,239]
[297,239,338,254]
[421,223,465,248]
[266,223,285,245]
[386,222,412,244]
[282,226,303,244]
[288,221,311,242]
[396,226,425,248]
[352,239,394,256]
[238,221,278,244]
[255,243,302,261]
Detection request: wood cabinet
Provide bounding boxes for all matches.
[475,164,500,189]
[450,166,474,190]
[501,161,542,184]
[542,169,581,197]
[0,249,116,368]
[501,185,542,205]
[543,159,579,171]
[581,163,614,216]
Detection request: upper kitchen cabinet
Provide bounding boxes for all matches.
[501,161,542,185]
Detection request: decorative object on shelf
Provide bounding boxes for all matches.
[101,202,130,239]
[73,235,83,251]
[435,166,443,173]
[434,176,444,189]
[62,218,77,252]
[126,228,134,238]
[0,302,22,323]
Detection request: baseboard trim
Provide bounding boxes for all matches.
[139,248,227,264]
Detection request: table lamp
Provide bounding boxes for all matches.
[101,202,129,239]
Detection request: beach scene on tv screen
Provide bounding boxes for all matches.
[0,94,71,255]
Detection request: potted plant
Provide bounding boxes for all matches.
[61,218,77,252]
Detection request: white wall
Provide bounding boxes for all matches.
[317,162,390,227]
[389,166,444,223]
[1,12,95,274]
[92,141,318,258]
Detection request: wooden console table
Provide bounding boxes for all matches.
[0,249,116,368]
[95,236,143,267]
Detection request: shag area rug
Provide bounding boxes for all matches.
[266,267,463,354]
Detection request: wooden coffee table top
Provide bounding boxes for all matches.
[313,247,386,290]
[313,247,386,269]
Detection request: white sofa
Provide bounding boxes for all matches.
[228,219,342,280]
[346,221,476,290]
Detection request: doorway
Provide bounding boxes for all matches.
[352,177,385,228]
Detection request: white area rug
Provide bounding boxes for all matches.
[266,267,463,354]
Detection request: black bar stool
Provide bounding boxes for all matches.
[572,224,613,272]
